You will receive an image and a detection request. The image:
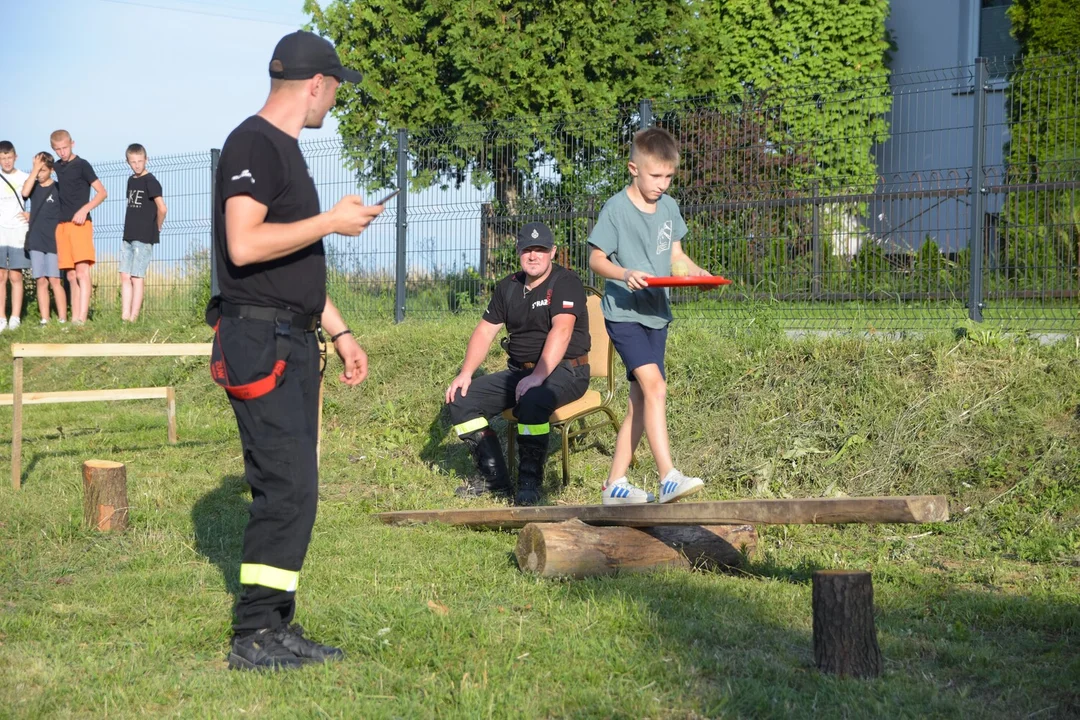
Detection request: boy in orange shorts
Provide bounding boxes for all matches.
[50,130,106,324]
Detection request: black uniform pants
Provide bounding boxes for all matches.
[448,362,590,436]
[219,315,321,634]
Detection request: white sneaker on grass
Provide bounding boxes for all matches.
[601,478,654,505]
[658,469,704,504]
[7,316,20,330]
[0,318,7,332]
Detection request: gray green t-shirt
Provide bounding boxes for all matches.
[588,188,688,329]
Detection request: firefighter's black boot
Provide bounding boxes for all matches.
[455,427,512,498]
[515,433,549,506]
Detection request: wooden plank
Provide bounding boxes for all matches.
[0,388,171,406]
[11,343,211,358]
[376,495,949,529]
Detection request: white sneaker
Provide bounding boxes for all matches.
[39,319,48,326]
[8,316,20,330]
[601,478,654,505]
[658,469,704,504]
[0,318,6,332]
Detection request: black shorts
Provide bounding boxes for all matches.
[605,319,668,382]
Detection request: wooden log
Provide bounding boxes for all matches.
[812,570,883,678]
[82,460,129,532]
[377,495,949,529]
[515,519,756,578]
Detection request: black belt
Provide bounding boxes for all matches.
[219,301,320,331]
[517,354,589,370]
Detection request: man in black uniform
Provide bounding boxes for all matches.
[208,31,384,671]
[445,222,591,505]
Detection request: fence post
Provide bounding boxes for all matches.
[209,148,220,299]
[480,202,493,279]
[811,180,822,297]
[395,128,408,324]
[585,196,598,289]
[968,58,988,323]
[639,99,653,130]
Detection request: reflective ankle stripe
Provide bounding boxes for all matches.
[517,422,550,436]
[453,417,489,436]
[239,563,299,592]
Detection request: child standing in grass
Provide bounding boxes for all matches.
[588,127,712,505]
[51,129,106,324]
[121,144,167,322]
[21,153,67,325]
[0,140,30,331]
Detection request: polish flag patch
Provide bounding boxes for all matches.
[562,301,574,309]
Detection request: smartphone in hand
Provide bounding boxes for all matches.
[375,188,400,205]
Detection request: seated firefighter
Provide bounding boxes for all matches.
[445,222,592,505]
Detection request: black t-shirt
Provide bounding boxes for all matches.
[483,263,590,364]
[123,172,163,244]
[54,156,98,222]
[26,182,60,254]
[213,115,326,315]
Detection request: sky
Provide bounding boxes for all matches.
[5,0,337,164]
[2,0,485,277]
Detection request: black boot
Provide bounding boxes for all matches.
[456,427,512,498]
[515,433,550,506]
[228,628,305,671]
[274,624,345,664]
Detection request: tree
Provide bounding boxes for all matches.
[1003,1,1080,280]
[684,0,893,191]
[669,99,818,286]
[305,0,895,282]
[305,0,695,211]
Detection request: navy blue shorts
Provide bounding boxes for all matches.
[605,320,668,382]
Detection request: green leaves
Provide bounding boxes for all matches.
[1003,2,1080,283]
[307,0,892,198]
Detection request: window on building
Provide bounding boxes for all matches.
[980,0,1020,77]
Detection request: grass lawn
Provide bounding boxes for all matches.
[0,313,1077,718]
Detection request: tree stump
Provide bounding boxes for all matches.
[515,518,756,579]
[812,570,883,678]
[82,460,129,532]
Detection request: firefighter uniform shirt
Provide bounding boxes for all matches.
[483,264,590,364]
[214,115,326,316]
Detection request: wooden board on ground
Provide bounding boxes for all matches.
[515,519,756,579]
[377,495,949,529]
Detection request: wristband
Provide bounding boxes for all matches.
[330,329,352,343]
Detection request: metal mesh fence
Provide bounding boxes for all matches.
[85,54,1079,332]
[91,151,212,317]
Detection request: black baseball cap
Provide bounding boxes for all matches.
[517,222,555,253]
[269,31,362,83]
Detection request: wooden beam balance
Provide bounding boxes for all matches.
[377,495,949,530]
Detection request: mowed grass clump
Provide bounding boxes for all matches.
[0,314,1077,718]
